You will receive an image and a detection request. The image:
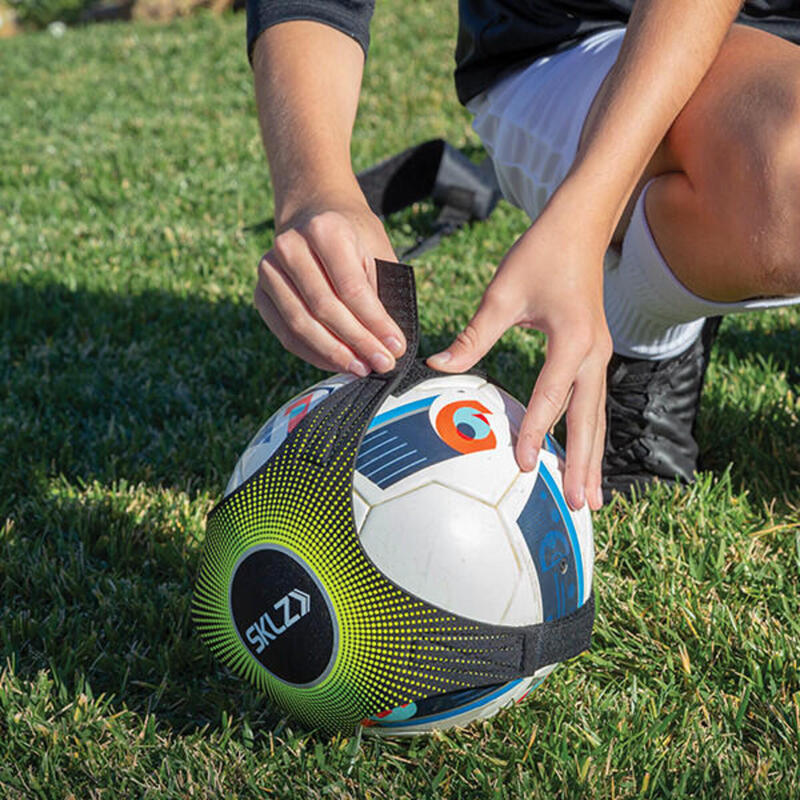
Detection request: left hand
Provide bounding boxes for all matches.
[427,203,613,512]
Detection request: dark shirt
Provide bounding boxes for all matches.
[246,0,800,104]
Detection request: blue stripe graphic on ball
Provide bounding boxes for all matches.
[356,397,463,488]
[539,463,584,602]
[367,396,435,430]
[516,467,582,621]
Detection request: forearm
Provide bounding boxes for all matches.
[251,18,404,380]
[252,21,367,227]
[553,0,742,243]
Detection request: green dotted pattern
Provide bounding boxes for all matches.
[193,379,519,732]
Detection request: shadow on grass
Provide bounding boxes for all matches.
[699,397,800,504]
[3,483,281,734]
[712,314,800,384]
[0,280,329,733]
[699,316,800,503]
[1,280,797,737]
[0,280,326,502]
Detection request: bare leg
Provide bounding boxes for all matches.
[585,25,800,497]
[586,25,800,302]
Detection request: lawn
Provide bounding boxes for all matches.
[1,4,799,798]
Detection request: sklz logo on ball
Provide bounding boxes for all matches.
[230,547,336,685]
[434,400,497,453]
[245,589,311,654]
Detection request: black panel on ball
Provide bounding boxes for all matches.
[230,547,335,686]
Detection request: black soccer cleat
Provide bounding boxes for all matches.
[602,317,722,502]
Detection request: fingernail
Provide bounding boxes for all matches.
[384,336,404,356]
[347,359,370,377]
[428,351,452,366]
[593,487,604,509]
[569,486,585,510]
[519,447,538,472]
[370,351,393,373]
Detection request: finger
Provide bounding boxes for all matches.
[254,285,337,371]
[426,287,514,372]
[585,380,607,511]
[272,230,398,373]
[515,343,584,473]
[562,364,606,511]
[255,268,371,377]
[303,215,407,358]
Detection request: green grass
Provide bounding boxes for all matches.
[1,5,799,798]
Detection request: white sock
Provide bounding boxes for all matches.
[604,180,800,360]
[603,182,707,359]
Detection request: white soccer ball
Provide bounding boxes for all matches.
[225,372,594,735]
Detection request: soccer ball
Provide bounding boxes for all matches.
[223,371,594,735]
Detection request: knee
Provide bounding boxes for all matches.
[754,92,800,295]
[714,71,800,295]
[675,71,800,296]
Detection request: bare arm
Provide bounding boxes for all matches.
[252,21,405,376]
[254,21,364,226]
[559,0,742,242]
[428,0,742,511]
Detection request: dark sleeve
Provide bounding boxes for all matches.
[246,0,376,64]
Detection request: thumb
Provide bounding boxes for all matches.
[427,292,511,372]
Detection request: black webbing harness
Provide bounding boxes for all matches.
[193,260,593,733]
[357,139,502,260]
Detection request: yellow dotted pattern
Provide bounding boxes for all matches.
[193,380,516,732]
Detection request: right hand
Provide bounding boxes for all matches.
[426,195,613,512]
[254,201,407,375]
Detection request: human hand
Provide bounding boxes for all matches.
[427,205,612,511]
[254,200,407,375]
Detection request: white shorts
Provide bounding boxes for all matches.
[467,27,627,223]
[467,27,800,357]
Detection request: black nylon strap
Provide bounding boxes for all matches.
[521,593,595,674]
[374,259,420,371]
[407,594,594,682]
[290,260,419,468]
[201,260,593,728]
[357,140,501,261]
[357,140,444,217]
[294,261,593,678]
